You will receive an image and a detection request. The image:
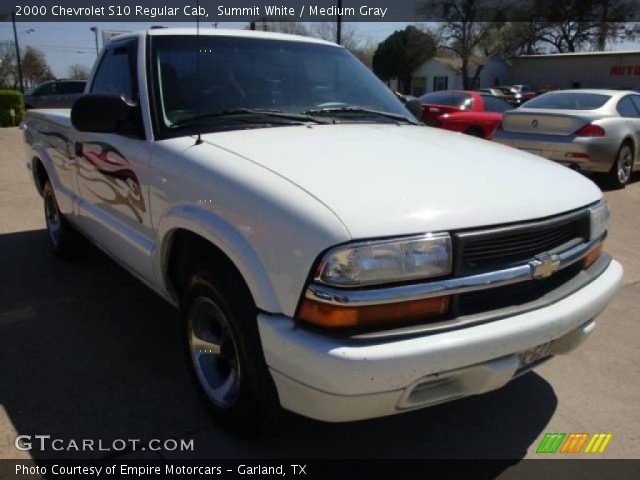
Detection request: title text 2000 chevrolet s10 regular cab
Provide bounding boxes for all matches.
[23,29,622,432]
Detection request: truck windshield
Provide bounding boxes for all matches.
[151,35,415,133]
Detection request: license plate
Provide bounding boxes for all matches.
[520,148,542,156]
[517,342,553,369]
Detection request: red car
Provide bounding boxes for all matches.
[418,90,512,139]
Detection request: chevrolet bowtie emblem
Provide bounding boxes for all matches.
[531,253,561,279]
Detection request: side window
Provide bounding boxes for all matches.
[90,42,137,100]
[37,83,57,95]
[61,82,85,94]
[617,96,640,118]
[482,96,511,113]
[630,95,640,115]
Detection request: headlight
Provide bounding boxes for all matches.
[589,201,609,240]
[317,233,452,287]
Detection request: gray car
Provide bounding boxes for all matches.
[23,80,86,110]
[493,89,640,188]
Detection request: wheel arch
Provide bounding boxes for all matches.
[32,156,49,196]
[156,206,282,314]
[28,139,59,196]
[621,135,635,154]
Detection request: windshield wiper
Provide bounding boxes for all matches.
[304,106,418,124]
[169,108,330,129]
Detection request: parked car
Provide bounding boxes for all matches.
[537,84,561,96]
[23,29,622,432]
[494,86,521,105]
[493,89,640,188]
[476,87,509,97]
[23,79,86,110]
[498,85,536,105]
[512,84,535,95]
[419,90,512,138]
[476,87,521,106]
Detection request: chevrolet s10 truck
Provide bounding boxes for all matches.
[23,29,622,432]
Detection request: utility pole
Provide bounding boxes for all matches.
[11,11,24,93]
[336,0,342,45]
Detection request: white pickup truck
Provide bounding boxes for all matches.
[23,28,622,432]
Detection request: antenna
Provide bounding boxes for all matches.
[194,0,203,145]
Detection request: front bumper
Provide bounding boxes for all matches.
[492,131,619,173]
[257,259,622,422]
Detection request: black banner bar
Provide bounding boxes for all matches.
[1,459,640,480]
[3,0,640,22]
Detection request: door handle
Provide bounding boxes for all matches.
[74,142,83,157]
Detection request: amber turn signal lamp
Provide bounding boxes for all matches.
[298,296,450,329]
[583,243,603,270]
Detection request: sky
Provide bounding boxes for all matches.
[1,21,639,78]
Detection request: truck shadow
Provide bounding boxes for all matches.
[0,229,556,465]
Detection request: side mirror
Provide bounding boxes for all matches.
[405,98,424,121]
[71,94,141,135]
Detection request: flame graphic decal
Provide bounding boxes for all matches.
[79,142,146,223]
[36,130,146,224]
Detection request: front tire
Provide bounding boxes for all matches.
[43,181,83,259]
[182,267,277,435]
[607,143,634,188]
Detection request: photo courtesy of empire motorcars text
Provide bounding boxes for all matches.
[0,1,639,479]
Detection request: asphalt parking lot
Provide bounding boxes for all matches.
[0,126,639,464]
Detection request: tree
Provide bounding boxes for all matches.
[372,26,437,93]
[494,0,638,54]
[246,21,309,36]
[421,0,503,89]
[68,64,90,80]
[311,22,375,68]
[0,41,18,89]
[350,43,376,69]
[529,0,636,52]
[21,46,54,88]
[312,22,359,50]
[479,22,543,58]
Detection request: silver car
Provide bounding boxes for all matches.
[493,89,640,188]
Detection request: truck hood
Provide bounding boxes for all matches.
[202,124,601,238]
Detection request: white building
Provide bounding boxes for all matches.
[512,51,640,90]
[390,56,511,96]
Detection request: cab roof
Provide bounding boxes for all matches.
[111,28,338,48]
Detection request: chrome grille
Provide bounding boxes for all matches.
[457,263,583,315]
[454,210,590,275]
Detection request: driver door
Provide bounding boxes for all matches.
[73,37,155,281]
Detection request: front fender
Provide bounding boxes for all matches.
[155,204,282,313]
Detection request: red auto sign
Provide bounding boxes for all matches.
[610,65,640,76]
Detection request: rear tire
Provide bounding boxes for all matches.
[43,181,84,259]
[464,126,485,138]
[182,264,278,435]
[606,143,633,189]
